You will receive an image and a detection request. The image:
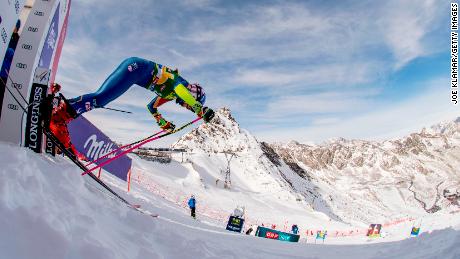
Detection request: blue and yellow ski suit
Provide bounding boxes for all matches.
[68,57,206,125]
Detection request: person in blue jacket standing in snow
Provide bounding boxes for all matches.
[188,195,196,219]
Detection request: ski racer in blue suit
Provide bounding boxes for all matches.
[49,57,214,158]
[67,57,214,131]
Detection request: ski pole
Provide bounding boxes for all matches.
[83,132,172,175]
[0,76,44,111]
[1,77,134,206]
[2,71,59,113]
[99,106,132,114]
[82,117,202,176]
[82,117,201,176]
[85,129,166,167]
[4,68,28,103]
[0,77,27,112]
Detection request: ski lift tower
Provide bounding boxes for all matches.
[221,151,236,189]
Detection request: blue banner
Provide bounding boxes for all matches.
[255,226,300,242]
[226,216,244,233]
[38,3,59,68]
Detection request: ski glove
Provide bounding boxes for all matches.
[153,113,176,132]
[198,107,215,123]
[160,121,176,132]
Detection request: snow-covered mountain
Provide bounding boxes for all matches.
[172,108,460,224]
[171,108,335,225]
[271,118,460,221]
[173,107,257,153]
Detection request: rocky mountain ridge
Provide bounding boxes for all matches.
[173,108,460,222]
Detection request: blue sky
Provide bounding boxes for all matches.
[56,0,458,146]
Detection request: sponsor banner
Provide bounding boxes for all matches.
[0,0,24,62]
[24,67,50,153]
[255,226,300,242]
[68,116,132,181]
[44,95,60,156]
[50,0,71,85]
[45,135,56,156]
[0,0,57,144]
[226,216,245,233]
[38,2,59,68]
[39,0,69,155]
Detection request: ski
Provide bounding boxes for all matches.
[44,127,160,218]
[133,205,159,217]
[43,128,132,205]
[3,82,160,218]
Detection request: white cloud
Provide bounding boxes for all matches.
[180,0,217,9]
[266,93,374,116]
[311,117,341,126]
[257,78,459,143]
[378,0,441,69]
[178,4,341,68]
[232,62,382,88]
[53,0,449,147]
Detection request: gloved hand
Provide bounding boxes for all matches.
[159,120,175,132]
[198,107,215,123]
[154,113,176,132]
[190,103,214,123]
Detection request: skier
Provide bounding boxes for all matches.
[188,195,196,219]
[67,57,214,128]
[49,57,215,157]
[45,83,86,160]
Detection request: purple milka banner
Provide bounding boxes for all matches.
[68,116,131,181]
[38,3,59,68]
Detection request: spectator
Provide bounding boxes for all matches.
[187,195,196,219]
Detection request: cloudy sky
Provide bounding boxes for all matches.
[56,0,457,146]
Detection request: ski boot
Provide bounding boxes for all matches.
[49,98,86,160]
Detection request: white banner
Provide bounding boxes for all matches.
[0,0,25,63]
[0,0,58,144]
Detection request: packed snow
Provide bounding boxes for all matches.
[1,138,460,258]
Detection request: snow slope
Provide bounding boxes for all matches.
[2,109,460,258]
[2,142,460,259]
[168,109,460,234]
